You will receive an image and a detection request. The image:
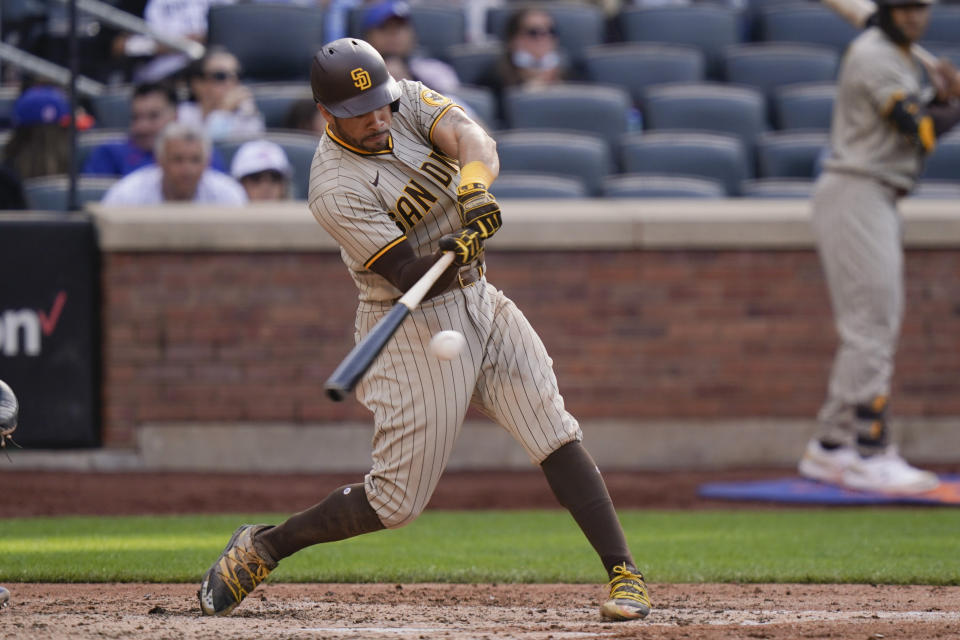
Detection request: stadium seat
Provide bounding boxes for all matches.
[250,83,315,130]
[215,132,319,200]
[0,85,19,127]
[618,5,741,78]
[921,134,960,182]
[503,83,632,148]
[773,82,836,131]
[446,42,501,87]
[78,129,128,169]
[602,174,726,198]
[582,43,706,107]
[619,131,751,196]
[722,43,838,101]
[451,84,497,129]
[756,130,829,179]
[91,86,133,129]
[347,3,467,59]
[489,171,588,199]
[920,41,960,67]
[23,175,117,210]
[494,129,613,196]
[485,2,605,64]
[757,3,859,52]
[207,5,324,82]
[924,5,960,45]
[642,82,768,150]
[739,178,815,198]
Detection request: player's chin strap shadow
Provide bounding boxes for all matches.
[1,426,20,462]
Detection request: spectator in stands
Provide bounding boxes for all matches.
[101,121,246,205]
[230,139,292,201]
[283,99,325,136]
[363,0,460,95]
[82,83,177,176]
[3,85,94,181]
[488,7,567,92]
[178,46,265,142]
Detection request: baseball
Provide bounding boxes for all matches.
[429,330,466,360]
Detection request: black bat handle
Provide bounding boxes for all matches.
[324,304,410,401]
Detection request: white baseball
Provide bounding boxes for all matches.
[429,330,466,360]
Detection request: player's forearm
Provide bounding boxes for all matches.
[456,129,500,185]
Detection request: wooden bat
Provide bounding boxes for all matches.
[821,0,939,69]
[325,251,456,401]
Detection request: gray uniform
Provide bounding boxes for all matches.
[309,80,582,528]
[811,27,929,443]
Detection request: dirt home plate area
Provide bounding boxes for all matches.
[3,470,960,639]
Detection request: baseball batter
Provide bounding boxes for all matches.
[198,38,651,622]
[799,0,960,492]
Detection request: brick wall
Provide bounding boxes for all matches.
[100,248,960,446]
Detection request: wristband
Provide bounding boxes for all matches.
[459,161,494,191]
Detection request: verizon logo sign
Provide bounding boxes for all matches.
[0,291,67,357]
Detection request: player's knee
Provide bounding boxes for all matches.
[368,479,426,529]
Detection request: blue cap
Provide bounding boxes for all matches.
[362,0,410,33]
[12,86,70,127]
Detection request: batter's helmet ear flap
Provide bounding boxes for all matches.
[311,38,402,118]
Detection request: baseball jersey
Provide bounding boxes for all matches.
[309,79,469,302]
[823,27,931,191]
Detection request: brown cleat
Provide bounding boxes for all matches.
[198,524,276,616]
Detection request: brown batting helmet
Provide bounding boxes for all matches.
[310,38,401,118]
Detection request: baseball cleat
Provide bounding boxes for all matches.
[841,446,939,494]
[798,439,860,485]
[198,524,276,616]
[600,563,651,621]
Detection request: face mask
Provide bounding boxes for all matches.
[511,50,560,71]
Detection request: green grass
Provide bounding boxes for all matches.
[1,509,958,584]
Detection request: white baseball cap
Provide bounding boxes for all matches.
[230,139,292,180]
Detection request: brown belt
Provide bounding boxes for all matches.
[440,264,482,294]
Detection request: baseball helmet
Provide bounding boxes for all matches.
[310,38,401,118]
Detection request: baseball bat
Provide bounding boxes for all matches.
[821,0,939,69]
[325,251,456,401]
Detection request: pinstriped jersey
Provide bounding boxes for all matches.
[823,28,932,190]
[308,79,469,302]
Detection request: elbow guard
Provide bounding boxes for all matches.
[886,93,936,153]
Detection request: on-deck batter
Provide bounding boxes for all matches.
[798,0,960,493]
[198,38,651,622]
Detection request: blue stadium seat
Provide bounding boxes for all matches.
[582,43,706,107]
[494,129,613,196]
[250,83,315,129]
[446,42,501,87]
[451,84,498,130]
[489,172,588,199]
[924,5,960,45]
[602,174,726,198]
[207,5,324,81]
[91,86,133,129]
[920,41,960,67]
[773,82,836,131]
[503,83,632,148]
[758,3,859,52]
[619,131,751,196]
[722,43,838,101]
[908,181,960,199]
[485,2,605,64]
[921,134,960,182]
[740,178,815,198]
[756,131,829,179]
[23,175,118,210]
[618,5,741,78]
[215,132,320,200]
[78,129,128,170]
[643,82,768,150]
[348,3,467,59]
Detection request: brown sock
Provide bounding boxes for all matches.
[255,483,385,562]
[540,441,635,579]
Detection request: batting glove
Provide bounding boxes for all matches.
[439,228,484,266]
[457,182,502,240]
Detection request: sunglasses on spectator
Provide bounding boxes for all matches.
[242,170,286,184]
[205,70,238,82]
[522,26,556,38]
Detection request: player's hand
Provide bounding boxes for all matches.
[457,182,501,240]
[439,228,483,266]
